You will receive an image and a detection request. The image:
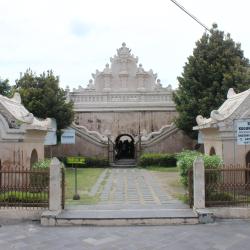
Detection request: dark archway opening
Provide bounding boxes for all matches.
[246,151,250,183]
[30,149,38,168]
[115,134,135,160]
[209,147,216,156]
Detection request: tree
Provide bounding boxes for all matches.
[173,24,250,139]
[0,78,12,97]
[15,69,74,130]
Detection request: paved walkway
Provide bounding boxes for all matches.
[91,168,187,208]
[1,220,250,249]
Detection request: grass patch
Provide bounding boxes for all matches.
[65,168,104,205]
[142,166,178,172]
[175,194,190,204]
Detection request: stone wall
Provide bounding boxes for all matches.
[45,134,108,159]
[76,110,177,138]
[0,130,46,170]
[142,129,193,154]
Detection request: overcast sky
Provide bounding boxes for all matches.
[1,0,250,90]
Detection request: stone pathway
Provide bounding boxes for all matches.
[94,168,187,208]
[1,220,250,249]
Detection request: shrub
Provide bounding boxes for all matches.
[177,150,222,187]
[139,153,177,167]
[85,157,109,167]
[32,159,51,169]
[31,159,51,188]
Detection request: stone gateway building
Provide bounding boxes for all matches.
[61,43,192,163]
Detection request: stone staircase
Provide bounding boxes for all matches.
[41,205,199,226]
[109,159,137,168]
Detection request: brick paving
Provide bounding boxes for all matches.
[97,168,186,208]
[1,220,250,249]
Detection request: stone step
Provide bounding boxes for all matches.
[41,208,199,226]
[109,163,137,168]
[110,159,137,168]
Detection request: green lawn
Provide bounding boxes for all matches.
[65,168,105,205]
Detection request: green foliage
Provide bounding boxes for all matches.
[173,24,250,138]
[0,191,48,203]
[177,150,222,187]
[84,157,109,167]
[139,153,177,167]
[14,69,74,130]
[31,159,50,187]
[0,78,12,97]
[206,192,234,206]
[32,159,51,169]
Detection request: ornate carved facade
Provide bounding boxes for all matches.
[62,43,192,160]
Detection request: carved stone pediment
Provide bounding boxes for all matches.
[72,43,171,93]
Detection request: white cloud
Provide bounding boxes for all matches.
[1,0,250,89]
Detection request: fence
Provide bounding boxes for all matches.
[205,168,250,207]
[0,169,49,208]
[188,165,250,207]
[61,167,65,209]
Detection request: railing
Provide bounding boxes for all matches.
[0,169,49,208]
[205,168,250,207]
[188,169,193,208]
[188,166,250,207]
[61,167,65,209]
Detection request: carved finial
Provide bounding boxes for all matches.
[139,64,142,68]
[11,92,22,104]
[122,42,126,47]
[227,88,236,99]
[105,63,109,68]
[196,115,205,125]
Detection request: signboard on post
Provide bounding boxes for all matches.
[236,120,250,145]
[61,129,75,144]
[66,157,85,165]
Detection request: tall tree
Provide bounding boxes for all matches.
[0,78,12,97]
[173,24,250,139]
[15,69,74,130]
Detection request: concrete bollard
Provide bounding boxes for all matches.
[193,157,205,209]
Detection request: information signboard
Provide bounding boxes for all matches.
[237,120,250,145]
[66,157,85,165]
[61,129,75,144]
[44,131,57,145]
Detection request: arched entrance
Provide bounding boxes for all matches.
[115,134,135,160]
[246,151,250,183]
[30,149,38,168]
[209,147,216,156]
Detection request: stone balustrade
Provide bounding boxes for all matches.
[70,92,174,104]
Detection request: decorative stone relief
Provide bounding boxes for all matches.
[72,43,170,93]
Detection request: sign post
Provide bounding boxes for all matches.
[66,157,85,200]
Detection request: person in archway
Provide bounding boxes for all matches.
[129,140,135,158]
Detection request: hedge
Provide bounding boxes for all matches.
[139,153,177,167]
